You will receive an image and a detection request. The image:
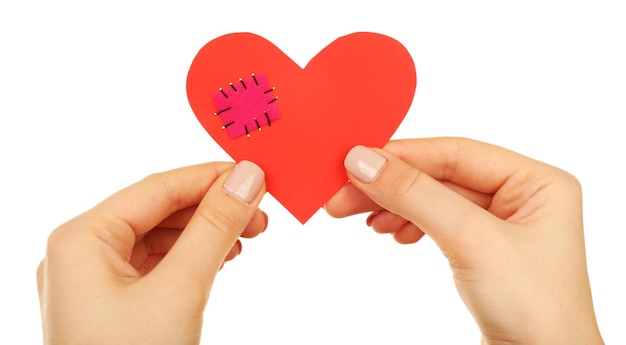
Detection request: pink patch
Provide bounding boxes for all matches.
[212,73,280,138]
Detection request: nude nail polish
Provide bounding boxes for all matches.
[344,145,387,183]
[223,160,265,204]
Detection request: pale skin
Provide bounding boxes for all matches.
[38,137,604,344]
[37,162,268,344]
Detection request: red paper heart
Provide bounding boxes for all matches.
[186,32,416,223]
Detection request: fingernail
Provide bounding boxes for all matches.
[223,160,265,204]
[344,145,387,183]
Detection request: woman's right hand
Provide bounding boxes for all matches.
[38,161,267,345]
[326,137,604,344]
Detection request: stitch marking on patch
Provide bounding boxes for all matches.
[212,73,280,138]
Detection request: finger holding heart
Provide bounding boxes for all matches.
[186,32,416,223]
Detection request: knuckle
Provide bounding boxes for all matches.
[144,172,183,209]
[45,224,71,251]
[387,168,427,202]
[560,170,582,192]
[42,224,78,265]
[194,202,242,241]
[555,168,583,202]
[441,137,462,181]
[36,259,44,280]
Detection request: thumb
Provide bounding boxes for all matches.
[343,145,497,248]
[154,160,266,289]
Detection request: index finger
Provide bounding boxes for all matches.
[384,137,541,194]
[74,162,235,255]
[326,137,552,219]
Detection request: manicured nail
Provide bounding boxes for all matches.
[223,160,265,204]
[344,145,387,183]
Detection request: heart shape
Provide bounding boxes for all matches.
[186,32,416,223]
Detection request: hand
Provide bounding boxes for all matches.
[326,137,604,345]
[37,161,266,345]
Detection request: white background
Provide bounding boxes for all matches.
[1,0,624,343]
